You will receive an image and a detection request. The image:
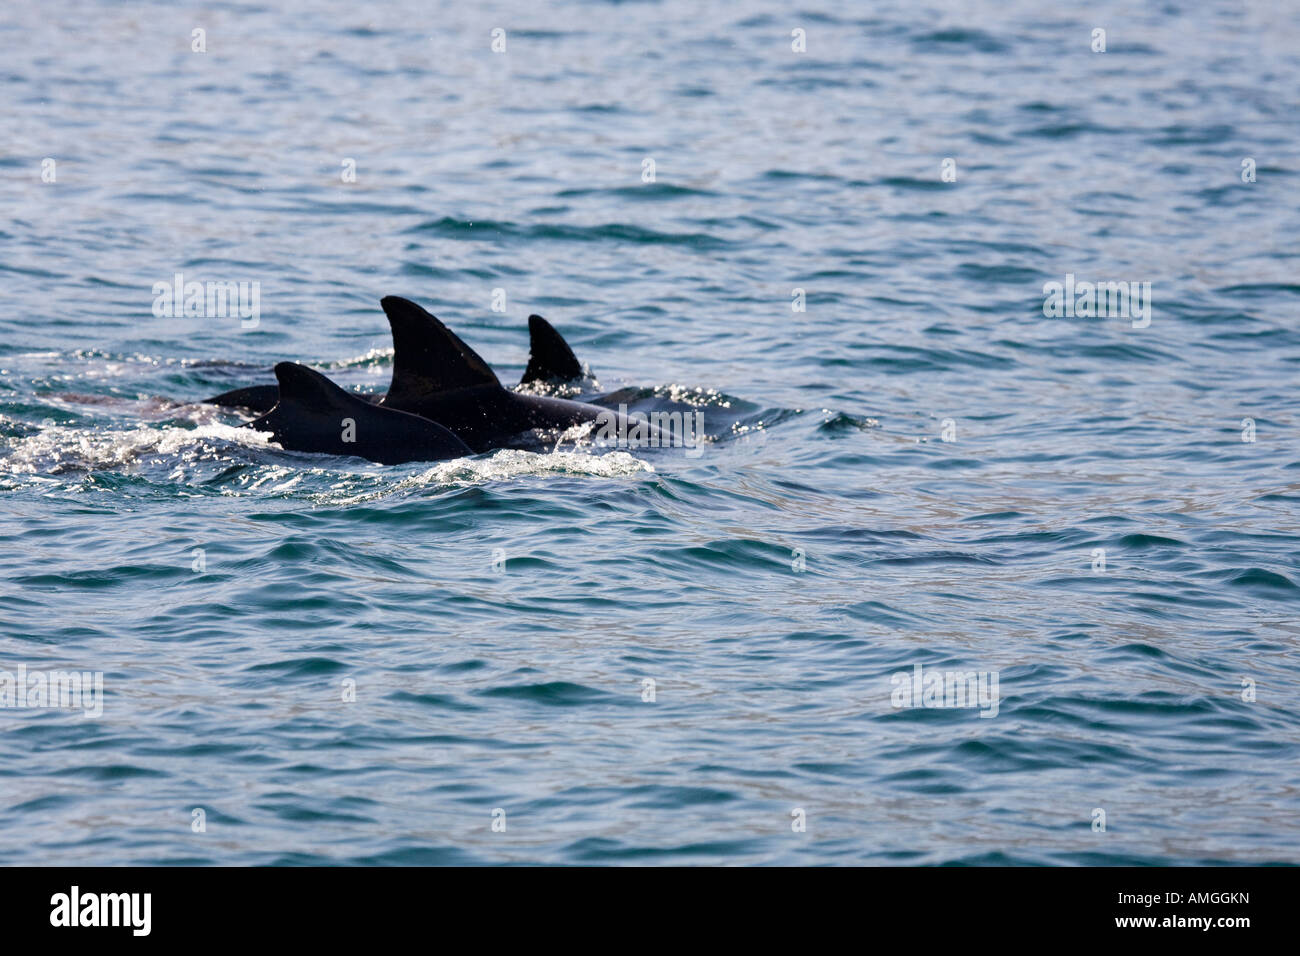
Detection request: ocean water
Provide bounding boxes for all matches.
[1,0,1298,866]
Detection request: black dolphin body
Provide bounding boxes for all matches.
[205,382,282,412]
[245,362,471,465]
[375,296,640,453]
[204,310,587,415]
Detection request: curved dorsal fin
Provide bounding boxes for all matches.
[521,314,583,384]
[380,296,500,405]
[273,361,357,413]
[251,362,473,464]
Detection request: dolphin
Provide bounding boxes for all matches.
[204,310,588,415]
[520,312,583,384]
[374,296,641,453]
[245,361,471,465]
[205,382,283,413]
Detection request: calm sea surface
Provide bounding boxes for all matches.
[1,1,1298,864]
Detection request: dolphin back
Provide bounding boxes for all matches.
[247,362,471,465]
[204,383,281,414]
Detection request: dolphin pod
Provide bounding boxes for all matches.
[211,296,642,465]
[205,301,584,415]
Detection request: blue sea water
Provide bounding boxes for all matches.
[1,0,1298,865]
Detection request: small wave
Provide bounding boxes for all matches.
[322,448,653,505]
[911,28,1009,54]
[1223,567,1300,595]
[324,346,394,372]
[477,680,618,707]
[404,217,730,250]
[412,448,651,485]
[0,421,271,476]
[819,411,881,434]
[514,375,596,399]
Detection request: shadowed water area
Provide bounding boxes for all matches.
[0,1,1297,864]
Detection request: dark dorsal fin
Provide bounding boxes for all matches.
[204,383,281,415]
[252,362,473,464]
[380,296,500,406]
[272,361,359,414]
[521,314,583,385]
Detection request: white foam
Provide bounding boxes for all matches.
[0,422,271,475]
[424,447,652,483]
[323,448,652,505]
